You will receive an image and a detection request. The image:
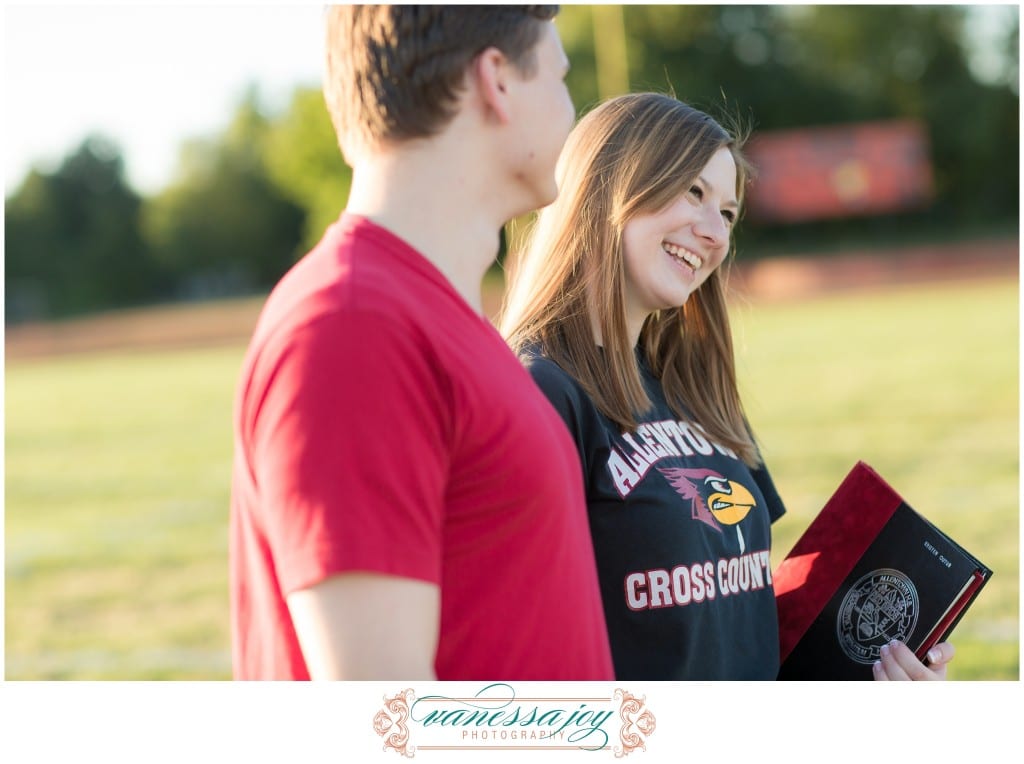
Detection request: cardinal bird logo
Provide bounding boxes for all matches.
[658,467,757,553]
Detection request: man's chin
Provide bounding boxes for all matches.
[534,181,560,211]
[509,182,559,220]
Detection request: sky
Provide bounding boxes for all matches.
[3,3,1018,198]
[4,3,328,195]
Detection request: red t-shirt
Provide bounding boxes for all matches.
[230,214,613,680]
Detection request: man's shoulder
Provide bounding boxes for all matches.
[259,220,440,332]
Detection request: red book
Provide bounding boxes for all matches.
[774,462,992,680]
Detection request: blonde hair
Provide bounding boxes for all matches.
[500,92,759,466]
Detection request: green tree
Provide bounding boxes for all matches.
[5,135,159,321]
[782,5,1017,222]
[263,87,352,250]
[142,89,306,298]
[553,5,1017,248]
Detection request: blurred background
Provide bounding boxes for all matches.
[4,5,1019,680]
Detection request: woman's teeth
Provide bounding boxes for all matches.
[663,242,702,270]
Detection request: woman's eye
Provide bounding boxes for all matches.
[689,185,703,200]
[722,210,736,225]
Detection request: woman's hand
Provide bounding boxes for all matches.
[872,640,955,681]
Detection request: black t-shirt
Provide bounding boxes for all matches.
[526,349,786,680]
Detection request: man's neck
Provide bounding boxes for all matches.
[345,140,507,316]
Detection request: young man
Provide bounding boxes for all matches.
[230,5,614,681]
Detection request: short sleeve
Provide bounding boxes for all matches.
[751,461,787,524]
[247,310,450,594]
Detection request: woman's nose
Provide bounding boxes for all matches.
[693,207,728,247]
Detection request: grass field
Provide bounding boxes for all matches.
[4,277,1019,680]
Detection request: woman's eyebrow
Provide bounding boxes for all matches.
[698,175,739,209]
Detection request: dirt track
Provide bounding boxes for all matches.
[729,237,1018,300]
[5,237,1017,361]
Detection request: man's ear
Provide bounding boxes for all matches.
[472,46,512,124]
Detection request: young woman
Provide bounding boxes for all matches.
[501,92,952,681]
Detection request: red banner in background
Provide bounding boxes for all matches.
[743,120,934,223]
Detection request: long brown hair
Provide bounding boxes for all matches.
[500,92,760,465]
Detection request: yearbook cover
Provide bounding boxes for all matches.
[773,461,992,680]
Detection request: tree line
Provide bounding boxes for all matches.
[5,5,1017,322]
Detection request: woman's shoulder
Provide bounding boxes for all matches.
[520,346,579,392]
[518,345,609,450]
[518,346,594,413]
